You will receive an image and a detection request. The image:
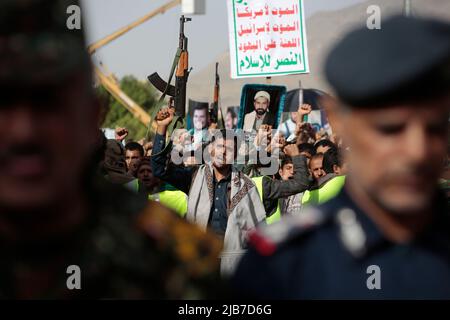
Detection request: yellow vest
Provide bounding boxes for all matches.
[252,176,281,225]
[302,175,346,206]
[149,190,188,218]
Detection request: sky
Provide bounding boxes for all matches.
[81,0,367,79]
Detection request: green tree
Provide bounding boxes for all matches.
[97,75,159,141]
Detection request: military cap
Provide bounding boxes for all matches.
[325,15,450,107]
[0,0,90,85]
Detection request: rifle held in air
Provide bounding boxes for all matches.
[148,15,192,119]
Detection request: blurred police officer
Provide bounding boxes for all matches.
[232,15,450,299]
[0,0,221,299]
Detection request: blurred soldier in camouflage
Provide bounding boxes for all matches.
[0,0,222,299]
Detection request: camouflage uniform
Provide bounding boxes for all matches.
[0,177,223,299]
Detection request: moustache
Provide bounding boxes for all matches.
[0,144,50,167]
[382,165,438,183]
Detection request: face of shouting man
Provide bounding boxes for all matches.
[137,160,160,192]
[209,133,236,170]
[279,162,295,181]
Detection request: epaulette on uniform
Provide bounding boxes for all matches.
[248,207,330,256]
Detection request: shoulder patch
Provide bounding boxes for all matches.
[136,201,222,276]
[248,207,328,256]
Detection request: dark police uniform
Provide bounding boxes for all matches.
[232,15,450,299]
[233,188,450,299]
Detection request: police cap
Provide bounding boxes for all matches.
[325,15,450,107]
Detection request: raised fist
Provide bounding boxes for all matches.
[283,143,300,157]
[298,103,312,116]
[156,106,175,127]
[115,127,128,142]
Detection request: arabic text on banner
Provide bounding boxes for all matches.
[227,0,310,79]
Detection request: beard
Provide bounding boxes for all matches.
[256,108,267,116]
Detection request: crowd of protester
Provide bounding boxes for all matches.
[95,72,450,279]
[1,0,449,298]
[96,93,356,274]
